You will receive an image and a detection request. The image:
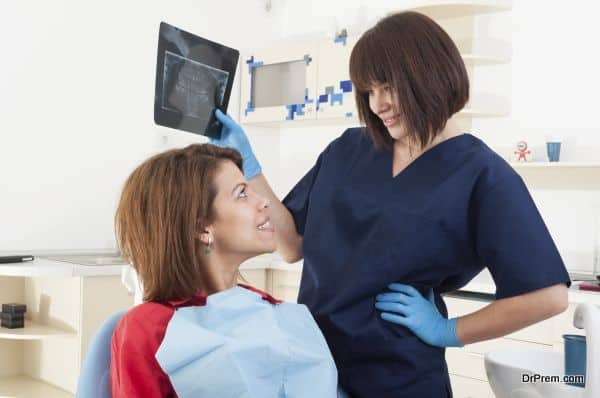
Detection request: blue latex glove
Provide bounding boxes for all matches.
[211,109,262,179]
[375,283,463,348]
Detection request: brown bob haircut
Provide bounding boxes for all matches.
[115,144,243,303]
[349,11,469,151]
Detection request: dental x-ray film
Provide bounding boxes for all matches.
[154,22,239,139]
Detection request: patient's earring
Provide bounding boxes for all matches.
[205,236,213,255]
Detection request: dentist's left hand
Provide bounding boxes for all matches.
[211,109,262,179]
[375,283,463,348]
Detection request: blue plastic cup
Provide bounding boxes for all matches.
[546,142,561,162]
[563,334,586,387]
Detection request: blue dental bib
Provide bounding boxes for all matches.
[155,286,338,397]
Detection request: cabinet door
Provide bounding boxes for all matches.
[271,270,301,303]
[449,374,495,398]
[445,296,554,344]
[240,43,318,124]
[239,269,267,292]
[316,36,357,121]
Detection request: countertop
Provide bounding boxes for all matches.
[0,257,125,277]
[0,253,296,278]
[3,254,599,306]
[243,254,600,306]
[457,268,600,305]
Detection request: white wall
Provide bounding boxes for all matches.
[471,1,600,274]
[2,0,599,274]
[0,0,283,252]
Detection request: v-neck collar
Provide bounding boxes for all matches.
[389,133,471,179]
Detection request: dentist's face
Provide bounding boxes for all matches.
[368,82,407,141]
[206,161,275,259]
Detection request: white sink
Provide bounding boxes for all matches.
[486,349,584,398]
[485,303,599,398]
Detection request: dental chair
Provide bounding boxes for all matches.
[76,310,126,398]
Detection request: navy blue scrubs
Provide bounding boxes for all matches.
[282,128,571,398]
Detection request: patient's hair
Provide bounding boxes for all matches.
[115,144,243,302]
[350,11,469,151]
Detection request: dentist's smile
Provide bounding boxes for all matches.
[382,115,399,127]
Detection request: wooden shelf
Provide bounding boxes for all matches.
[462,53,510,65]
[509,162,600,190]
[510,162,600,169]
[456,38,512,65]
[409,0,512,20]
[0,320,76,340]
[459,93,510,117]
[458,107,507,117]
[0,375,74,398]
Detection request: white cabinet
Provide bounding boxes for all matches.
[239,268,268,291]
[409,1,511,20]
[240,1,512,127]
[409,1,512,130]
[0,262,134,398]
[450,374,496,398]
[269,269,302,303]
[239,37,357,126]
[444,294,588,395]
[241,260,302,303]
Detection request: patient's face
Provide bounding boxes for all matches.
[209,161,276,259]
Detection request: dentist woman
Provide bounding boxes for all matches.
[212,11,570,397]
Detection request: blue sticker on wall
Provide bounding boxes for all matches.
[285,88,314,120]
[316,79,352,111]
[330,93,343,106]
[334,36,347,45]
[245,56,263,116]
[340,80,352,93]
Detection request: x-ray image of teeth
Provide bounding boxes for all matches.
[162,51,229,120]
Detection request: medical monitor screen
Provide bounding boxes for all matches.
[154,22,239,139]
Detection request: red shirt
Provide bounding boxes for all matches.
[110,285,281,398]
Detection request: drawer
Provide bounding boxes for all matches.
[444,296,554,344]
[272,286,300,303]
[448,337,553,382]
[505,318,554,344]
[271,269,301,287]
[445,296,488,318]
[270,269,301,302]
[239,269,267,291]
[446,348,486,380]
[449,374,495,398]
[465,337,552,356]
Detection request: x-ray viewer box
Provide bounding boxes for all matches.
[154,22,239,139]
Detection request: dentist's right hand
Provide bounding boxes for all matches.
[212,109,262,179]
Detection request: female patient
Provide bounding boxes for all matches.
[110,144,338,397]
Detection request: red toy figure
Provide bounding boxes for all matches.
[514,141,531,162]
